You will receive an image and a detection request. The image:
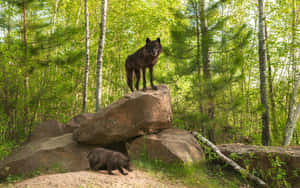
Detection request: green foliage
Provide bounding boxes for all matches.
[0,0,299,186]
[262,155,289,188]
[226,152,293,187]
[167,0,300,145]
[0,0,299,167]
[3,174,24,185]
[0,141,18,160]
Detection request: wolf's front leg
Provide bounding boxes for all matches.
[118,167,128,175]
[149,66,157,90]
[107,164,114,175]
[142,68,147,91]
[135,69,140,91]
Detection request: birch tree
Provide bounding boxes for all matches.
[95,0,107,112]
[283,0,299,146]
[52,0,59,31]
[283,74,300,145]
[82,0,90,112]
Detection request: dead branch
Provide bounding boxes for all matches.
[192,131,267,187]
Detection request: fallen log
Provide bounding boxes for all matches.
[192,131,267,187]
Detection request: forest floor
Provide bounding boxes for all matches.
[6,170,186,188]
[0,158,250,188]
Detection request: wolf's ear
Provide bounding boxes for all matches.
[146,38,150,44]
[157,37,160,43]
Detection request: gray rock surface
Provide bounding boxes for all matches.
[73,85,172,145]
[0,134,93,179]
[128,128,204,163]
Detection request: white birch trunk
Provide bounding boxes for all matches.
[283,0,298,146]
[283,74,300,145]
[76,0,82,25]
[95,0,107,112]
[52,0,59,31]
[82,0,90,113]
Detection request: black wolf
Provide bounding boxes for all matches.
[125,38,162,92]
[87,147,133,175]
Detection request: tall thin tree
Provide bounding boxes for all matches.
[257,0,270,145]
[283,74,300,145]
[283,0,299,146]
[82,0,90,112]
[23,0,29,126]
[191,0,204,125]
[199,0,216,143]
[264,21,278,140]
[95,0,107,112]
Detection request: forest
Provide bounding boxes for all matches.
[0,0,299,186]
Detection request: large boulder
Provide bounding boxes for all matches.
[73,85,172,145]
[218,144,300,187]
[64,113,94,133]
[128,128,204,163]
[0,134,93,180]
[29,120,65,142]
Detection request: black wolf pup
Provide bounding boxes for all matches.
[125,37,162,92]
[87,147,133,175]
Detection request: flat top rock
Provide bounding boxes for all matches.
[73,84,172,145]
[123,84,171,98]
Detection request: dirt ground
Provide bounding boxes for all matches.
[10,170,186,188]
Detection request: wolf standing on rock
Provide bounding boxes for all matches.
[125,37,162,92]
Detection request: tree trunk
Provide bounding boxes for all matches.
[264,21,278,140]
[52,0,59,31]
[290,0,297,83]
[23,0,27,59]
[23,0,29,129]
[7,4,11,50]
[76,0,82,25]
[82,0,90,113]
[95,0,107,112]
[199,0,216,143]
[282,0,298,146]
[283,74,300,145]
[191,0,201,75]
[191,0,204,130]
[257,0,270,146]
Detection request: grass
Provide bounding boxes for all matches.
[0,141,18,160]
[132,156,252,188]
